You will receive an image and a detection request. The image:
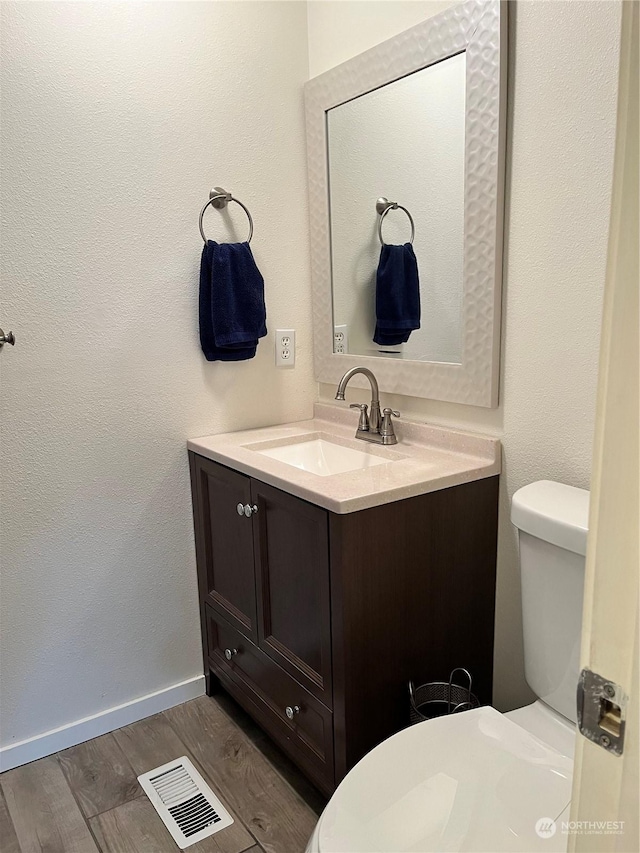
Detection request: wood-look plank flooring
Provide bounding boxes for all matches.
[0,694,326,853]
[58,733,141,819]
[0,786,25,853]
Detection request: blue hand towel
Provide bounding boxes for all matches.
[199,241,267,362]
[373,243,421,347]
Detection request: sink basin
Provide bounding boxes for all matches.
[255,438,390,477]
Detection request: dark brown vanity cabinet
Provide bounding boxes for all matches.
[189,451,499,795]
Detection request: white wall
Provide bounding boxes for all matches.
[0,1,314,755]
[307,0,456,75]
[309,0,621,710]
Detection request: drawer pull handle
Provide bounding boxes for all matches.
[237,503,258,518]
[285,705,300,720]
[224,648,238,661]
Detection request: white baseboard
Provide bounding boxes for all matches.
[0,674,206,772]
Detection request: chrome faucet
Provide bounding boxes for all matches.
[335,367,400,445]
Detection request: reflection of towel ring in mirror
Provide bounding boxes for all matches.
[376,197,415,246]
[199,186,254,244]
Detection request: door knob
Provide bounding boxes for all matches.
[285,705,300,720]
[224,648,238,661]
[0,328,15,349]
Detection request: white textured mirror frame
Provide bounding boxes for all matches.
[305,0,507,407]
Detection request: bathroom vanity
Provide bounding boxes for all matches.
[188,405,500,795]
[188,0,507,799]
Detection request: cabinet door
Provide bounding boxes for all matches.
[190,455,258,642]
[251,480,332,706]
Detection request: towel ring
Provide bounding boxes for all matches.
[199,186,254,244]
[376,197,415,246]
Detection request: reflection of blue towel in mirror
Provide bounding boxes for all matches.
[373,243,421,346]
[199,241,267,361]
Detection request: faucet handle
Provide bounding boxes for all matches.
[350,403,370,432]
[380,408,400,441]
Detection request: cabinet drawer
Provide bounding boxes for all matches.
[206,607,334,793]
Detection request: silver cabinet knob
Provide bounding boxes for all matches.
[285,705,300,720]
[237,503,258,517]
[0,328,15,349]
[224,648,238,661]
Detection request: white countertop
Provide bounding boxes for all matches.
[188,403,501,514]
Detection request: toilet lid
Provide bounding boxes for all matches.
[318,707,573,852]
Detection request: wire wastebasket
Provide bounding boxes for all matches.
[409,668,480,724]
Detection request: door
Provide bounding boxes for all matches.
[251,479,333,707]
[569,5,638,850]
[190,455,258,642]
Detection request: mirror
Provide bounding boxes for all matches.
[305,0,506,406]
[327,52,466,363]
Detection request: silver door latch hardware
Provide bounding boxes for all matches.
[0,328,15,349]
[577,668,628,756]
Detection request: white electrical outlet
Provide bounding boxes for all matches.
[334,324,348,354]
[275,329,296,368]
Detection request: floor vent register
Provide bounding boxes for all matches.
[137,756,234,849]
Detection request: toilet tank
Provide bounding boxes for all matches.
[511,480,590,723]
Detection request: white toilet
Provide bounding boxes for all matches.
[306,480,589,853]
